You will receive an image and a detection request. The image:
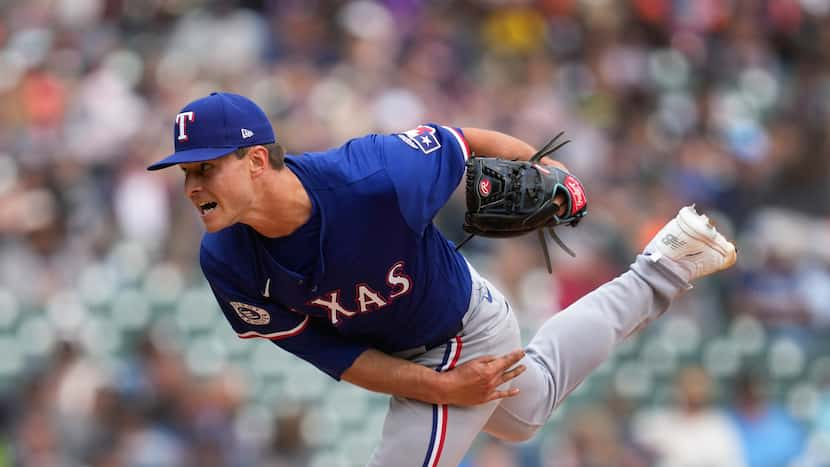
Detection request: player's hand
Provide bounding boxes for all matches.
[437,349,527,406]
[535,157,569,217]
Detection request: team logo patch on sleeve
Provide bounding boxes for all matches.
[230,301,270,325]
[398,125,442,154]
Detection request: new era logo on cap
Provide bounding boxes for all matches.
[147,92,277,171]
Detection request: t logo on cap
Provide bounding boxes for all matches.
[176,111,195,141]
[147,92,277,171]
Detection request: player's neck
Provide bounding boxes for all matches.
[244,166,311,238]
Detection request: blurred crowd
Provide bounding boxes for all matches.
[2,0,830,465]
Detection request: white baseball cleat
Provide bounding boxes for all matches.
[645,205,737,282]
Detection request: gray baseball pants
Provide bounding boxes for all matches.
[367,254,691,467]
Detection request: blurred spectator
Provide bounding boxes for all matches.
[261,407,312,467]
[728,370,806,467]
[733,208,830,350]
[548,404,649,467]
[632,365,747,467]
[735,246,811,328]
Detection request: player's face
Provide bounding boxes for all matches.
[180,153,255,232]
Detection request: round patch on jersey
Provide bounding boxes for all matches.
[230,301,270,325]
[479,178,492,197]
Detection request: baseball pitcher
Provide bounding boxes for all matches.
[148,92,737,466]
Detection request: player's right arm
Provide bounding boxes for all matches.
[210,287,528,405]
[342,348,527,406]
[201,246,526,404]
[210,288,528,405]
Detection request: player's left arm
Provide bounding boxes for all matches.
[460,127,569,171]
[381,125,572,233]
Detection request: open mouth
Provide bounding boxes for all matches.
[199,201,218,216]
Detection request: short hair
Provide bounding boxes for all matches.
[233,143,285,169]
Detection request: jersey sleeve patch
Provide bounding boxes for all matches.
[397,125,442,154]
[382,123,468,234]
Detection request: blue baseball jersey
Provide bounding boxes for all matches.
[200,124,473,379]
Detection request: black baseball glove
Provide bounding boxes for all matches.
[458,133,588,273]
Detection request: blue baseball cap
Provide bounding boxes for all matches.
[147,92,276,171]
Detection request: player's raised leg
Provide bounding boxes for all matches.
[483,205,737,441]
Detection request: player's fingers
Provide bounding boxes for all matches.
[501,364,526,383]
[553,193,567,216]
[486,387,521,402]
[492,349,526,371]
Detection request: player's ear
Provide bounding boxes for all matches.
[247,145,268,177]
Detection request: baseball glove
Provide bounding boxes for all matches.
[458,132,588,273]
